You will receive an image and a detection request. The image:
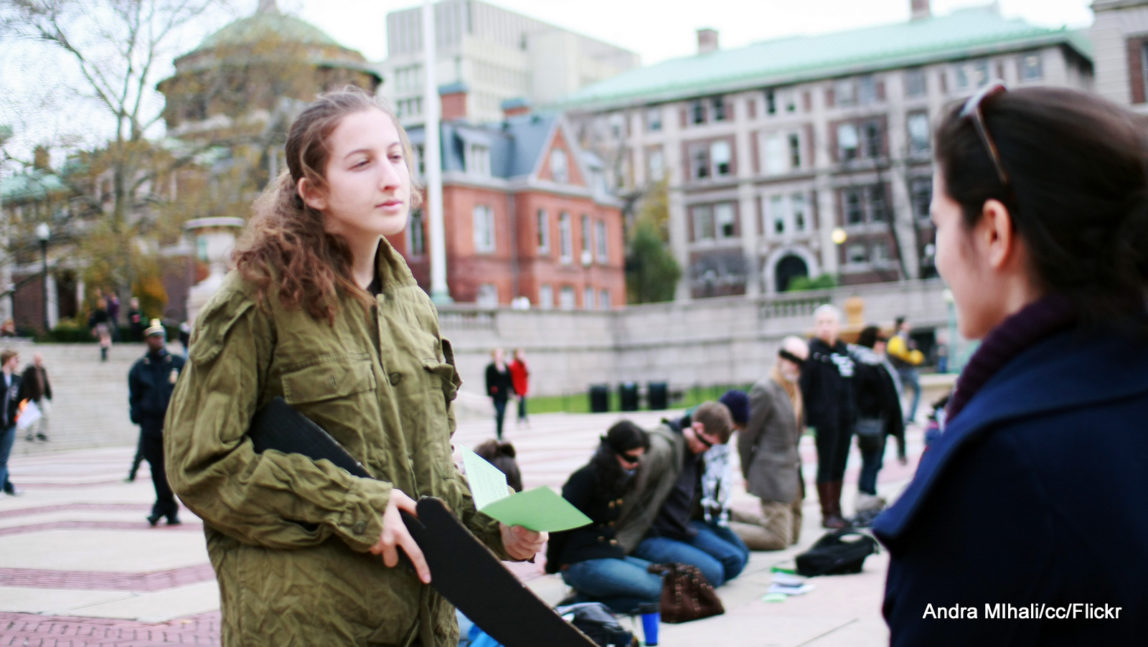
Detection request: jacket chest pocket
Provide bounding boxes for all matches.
[281,357,376,406]
[421,339,461,411]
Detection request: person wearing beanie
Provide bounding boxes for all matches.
[731,336,809,550]
[545,421,663,614]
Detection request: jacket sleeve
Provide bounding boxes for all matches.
[887,336,924,366]
[739,382,774,480]
[164,291,392,553]
[128,363,141,425]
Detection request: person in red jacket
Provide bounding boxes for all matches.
[508,348,530,428]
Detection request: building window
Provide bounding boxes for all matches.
[847,243,868,264]
[787,133,802,169]
[476,283,498,307]
[583,287,595,309]
[911,177,932,221]
[858,75,877,105]
[599,289,610,309]
[537,209,550,253]
[907,112,930,155]
[648,148,665,181]
[844,189,864,225]
[1020,53,1043,81]
[972,60,991,88]
[559,286,576,310]
[792,193,808,231]
[539,284,553,309]
[595,220,608,262]
[413,144,425,178]
[559,212,572,262]
[869,185,888,222]
[473,205,495,253]
[862,120,883,158]
[835,78,856,107]
[905,68,927,98]
[690,145,710,180]
[711,96,726,121]
[691,100,706,124]
[609,114,624,138]
[646,106,662,131]
[764,88,777,115]
[838,123,859,161]
[467,142,490,176]
[408,209,426,256]
[771,195,786,235]
[580,214,592,261]
[711,141,731,177]
[550,149,569,183]
[763,133,785,174]
[871,241,889,265]
[692,205,714,241]
[715,203,736,239]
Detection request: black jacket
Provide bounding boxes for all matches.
[484,362,514,402]
[546,462,628,572]
[800,338,857,434]
[128,348,185,434]
[0,372,21,428]
[20,365,51,403]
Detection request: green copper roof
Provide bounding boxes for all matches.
[198,11,340,50]
[559,7,1090,110]
[1,170,66,203]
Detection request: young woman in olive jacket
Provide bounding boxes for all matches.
[165,88,544,647]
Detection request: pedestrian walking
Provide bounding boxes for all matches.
[163,87,544,646]
[886,316,924,425]
[508,348,530,427]
[0,349,22,496]
[129,319,184,527]
[485,348,514,440]
[873,83,1148,644]
[89,297,112,362]
[20,353,52,442]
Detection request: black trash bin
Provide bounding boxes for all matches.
[618,382,639,412]
[647,381,669,410]
[589,384,610,413]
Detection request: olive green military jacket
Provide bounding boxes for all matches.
[165,240,507,647]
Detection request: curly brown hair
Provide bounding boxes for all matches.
[232,87,424,324]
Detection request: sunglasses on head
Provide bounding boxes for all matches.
[959,81,1010,188]
[618,451,642,466]
[695,431,715,449]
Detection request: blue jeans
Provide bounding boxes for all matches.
[492,399,507,440]
[0,424,14,491]
[561,556,663,614]
[858,433,887,495]
[899,368,921,424]
[634,523,748,587]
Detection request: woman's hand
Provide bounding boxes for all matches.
[500,523,547,561]
[369,490,430,584]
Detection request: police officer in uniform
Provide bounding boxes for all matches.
[129,320,185,526]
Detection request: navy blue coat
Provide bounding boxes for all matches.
[872,329,1148,645]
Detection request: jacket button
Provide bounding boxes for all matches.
[353,521,367,535]
[389,372,403,385]
[610,539,618,545]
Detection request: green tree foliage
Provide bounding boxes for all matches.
[625,180,680,303]
[786,273,838,292]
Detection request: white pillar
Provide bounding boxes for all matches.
[423,0,451,304]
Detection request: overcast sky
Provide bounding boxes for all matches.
[0,0,1096,162]
[287,0,1095,64]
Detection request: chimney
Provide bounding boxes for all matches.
[910,0,931,21]
[697,28,719,55]
[500,97,531,119]
[438,82,468,122]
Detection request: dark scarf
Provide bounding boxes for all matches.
[946,294,1076,423]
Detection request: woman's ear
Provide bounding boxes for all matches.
[296,177,326,212]
[979,198,1018,271]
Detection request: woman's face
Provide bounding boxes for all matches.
[615,446,645,471]
[304,108,411,242]
[931,168,998,340]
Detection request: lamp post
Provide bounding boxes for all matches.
[36,222,49,334]
[831,227,847,288]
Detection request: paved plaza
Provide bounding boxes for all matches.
[0,343,929,646]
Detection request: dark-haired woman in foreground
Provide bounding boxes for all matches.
[873,83,1148,644]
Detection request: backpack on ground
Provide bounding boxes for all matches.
[795,528,879,576]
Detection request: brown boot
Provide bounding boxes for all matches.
[822,481,849,529]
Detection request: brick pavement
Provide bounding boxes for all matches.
[0,408,922,646]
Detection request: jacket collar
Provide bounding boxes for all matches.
[874,328,1148,542]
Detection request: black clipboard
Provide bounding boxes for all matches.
[248,396,594,647]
